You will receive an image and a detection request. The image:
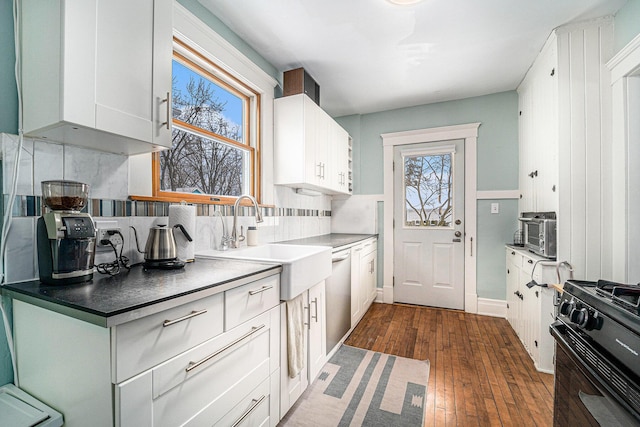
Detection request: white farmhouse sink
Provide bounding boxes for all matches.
[196,244,332,300]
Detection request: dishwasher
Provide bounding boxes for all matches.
[325,248,351,354]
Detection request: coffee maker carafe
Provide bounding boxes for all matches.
[37,180,96,285]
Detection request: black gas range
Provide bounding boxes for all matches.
[551,279,640,425]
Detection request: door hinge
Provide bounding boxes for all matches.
[392,161,395,172]
[392,276,395,287]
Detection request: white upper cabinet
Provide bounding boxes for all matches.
[517,17,613,274]
[274,94,352,195]
[21,0,173,155]
[518,37,559,213]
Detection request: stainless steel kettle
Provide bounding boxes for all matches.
[131,224,193,261]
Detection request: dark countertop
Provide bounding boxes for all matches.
[2,258,281,327]
[278,233,377,249]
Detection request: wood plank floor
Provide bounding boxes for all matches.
[344,303,555,427]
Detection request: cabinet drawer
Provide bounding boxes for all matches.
[506,248,521,267]
[214,376,275,427]
[225,275,280,330]
[151,308,278,427]
[521,255,536,276]
[362,238,377,256]
[112,293,224,383]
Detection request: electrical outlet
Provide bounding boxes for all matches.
[491,202,500,214]
[97,228,122,249]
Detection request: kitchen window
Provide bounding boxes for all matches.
[151,38,261,204]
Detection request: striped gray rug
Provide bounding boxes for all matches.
[280,345,430,426]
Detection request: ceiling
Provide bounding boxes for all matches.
[197,0,627,117]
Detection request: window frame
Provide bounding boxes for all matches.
[150,37,262,205]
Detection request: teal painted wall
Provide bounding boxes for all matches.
[337,91,520,300]
[614,0,640,52]
[338,91,519,195]
[477,199,520,299]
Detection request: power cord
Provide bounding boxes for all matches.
[96,230,131,276]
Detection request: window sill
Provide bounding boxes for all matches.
[129,194,273,208]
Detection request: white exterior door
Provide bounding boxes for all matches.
[393,140,465,309]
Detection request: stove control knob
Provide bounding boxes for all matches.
[559,300,573,316]
[571,307,595,329]
[569,307,586,325]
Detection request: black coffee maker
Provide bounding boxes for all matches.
[37,180,96,285]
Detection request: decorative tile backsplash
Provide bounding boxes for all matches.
[1,133,333,283]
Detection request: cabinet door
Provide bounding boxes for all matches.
[280,293,309,416]
[315,106,332,188]
[151,0,173,148]
[350,245,363,327]
[308,281,326,382]
[94,0,154,142]
[303,97,321,185]
[363,250,377,307]
[505,249,521,331]
[518,37,559,214]
[22,0,172,152]
[532,40,559,212]
[329,123,350,193]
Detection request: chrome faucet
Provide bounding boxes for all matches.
[213,210,230,251]
[231,195,263,248]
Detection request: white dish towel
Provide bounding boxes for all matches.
[286,294,306,378]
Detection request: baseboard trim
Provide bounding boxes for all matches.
[375,288,384,303]
[477,298,507,318]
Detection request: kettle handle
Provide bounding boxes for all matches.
[174,224,193,242]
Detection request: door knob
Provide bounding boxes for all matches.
[454,231,462,237]
[455,219,461,225]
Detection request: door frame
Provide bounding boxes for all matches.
[608,32,640,282]
[382,123,481,313]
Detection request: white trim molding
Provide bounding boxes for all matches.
[476,298,507,318]
[381,122,481,313]
[476,190,520,200]
[607,32,640,282]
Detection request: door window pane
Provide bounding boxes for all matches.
[404,153,453,227]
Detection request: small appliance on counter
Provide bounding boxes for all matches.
[131,224,193,269]
[518,211,556,259]
[36,180,96,285]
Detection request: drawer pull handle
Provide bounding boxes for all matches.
[311,297,318,322]
[186,324,265,373]
[249,285,274,295]
[528,259,534,264]
[163,309,207,327]
[231,395,266,427]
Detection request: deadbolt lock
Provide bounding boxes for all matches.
[455,219,461,225]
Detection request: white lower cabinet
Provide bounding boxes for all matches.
[505,247,557,373]
[116,306,280,427]
[351,238,378,328]
[13,273,281,427]
[280,280,326,418]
